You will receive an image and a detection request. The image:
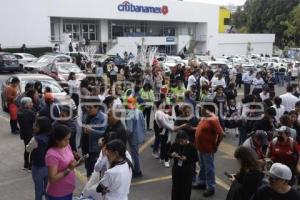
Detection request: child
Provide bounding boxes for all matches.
[169,131,198,200]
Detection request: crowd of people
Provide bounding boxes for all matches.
[3,56,300,200]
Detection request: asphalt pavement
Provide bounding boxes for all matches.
[0,73,290,200]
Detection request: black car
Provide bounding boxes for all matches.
[0,52,22,72]
[101,55,127,73]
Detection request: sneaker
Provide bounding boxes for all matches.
[160,159,164,164]
[152,152,160,159]
[203,188,215,197]
[164,161,170,168]
[192,183,206,190]
[27,169,32,173]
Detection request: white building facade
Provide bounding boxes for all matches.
[0,0,275,56]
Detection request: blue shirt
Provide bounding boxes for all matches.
[126,109,145,145]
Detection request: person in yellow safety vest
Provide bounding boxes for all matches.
[170,79,186,103]
[139,83,155,131]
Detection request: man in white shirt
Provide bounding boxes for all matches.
[211,73,226,91]
[242,69,254,97]
[187,72,197,91]
[279,85,299,112]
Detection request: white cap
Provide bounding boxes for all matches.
[276,126,289,133]
[265,163,292,181]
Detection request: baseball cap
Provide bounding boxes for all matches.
[265,163,292,181]
[276,126,290,134]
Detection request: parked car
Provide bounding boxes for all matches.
[13,53,37,69]
[1,74,77,117]
[24,53,72,72]
[100,55,127,73]
[159,56,185,74]
[204,61,230,73]
[40,62,86,88]
[65,52,90,62]
[0,52,22,72]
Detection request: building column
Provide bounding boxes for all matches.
[99,20,108,43]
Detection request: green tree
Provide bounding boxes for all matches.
[231,0,299,48]
[281,4,300,47]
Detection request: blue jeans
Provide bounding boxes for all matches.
[129,143,141,174]
[198,153,215,190]
[47,193,72,200]
[286,75,291,86]
[32,165,48,200]
[278,74,284,86]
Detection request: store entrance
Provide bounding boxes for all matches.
[157,45,177,55]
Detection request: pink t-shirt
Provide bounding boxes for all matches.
[45,145,76,197]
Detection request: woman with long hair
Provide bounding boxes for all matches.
[45,125,76,200]
[26,116,52,200]
[96,140,133,200]
[226,146,263,200]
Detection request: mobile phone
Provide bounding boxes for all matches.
[224,171,232,178]
[77,154,89,164]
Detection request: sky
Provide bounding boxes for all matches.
[187,0,246,6]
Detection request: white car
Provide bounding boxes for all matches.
[24,53,72,72]
[160,56,185,73]
[204,61,230,72]
[13,53,37,67]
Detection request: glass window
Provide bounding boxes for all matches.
[90,33,96,41]
[64,23,80,41]
[81,23,97,41]
[112,25,123,39]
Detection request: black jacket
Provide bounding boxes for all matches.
[39,104,61,122]
[17,108,35,141]
[103,120,127,146]
[226,170,263,200]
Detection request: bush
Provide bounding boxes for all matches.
[3,47,53,57]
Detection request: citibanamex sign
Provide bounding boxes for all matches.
[118,1,169,15]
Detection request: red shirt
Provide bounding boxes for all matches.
[5,85,18,104]
[195,114,223,153]
[269,138,296,169]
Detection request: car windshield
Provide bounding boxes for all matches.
[2,54,16,60]
[36,55,54,63]
[23,54,36,58]
[57,64,81,73]
[21,79,64,94]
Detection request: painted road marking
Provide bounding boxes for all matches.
[131,175,230,191]
[139,135,155,154]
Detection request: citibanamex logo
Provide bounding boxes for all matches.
[161,6,168,15]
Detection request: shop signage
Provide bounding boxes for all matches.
[166,37,175,42]
[118,1,169,15]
